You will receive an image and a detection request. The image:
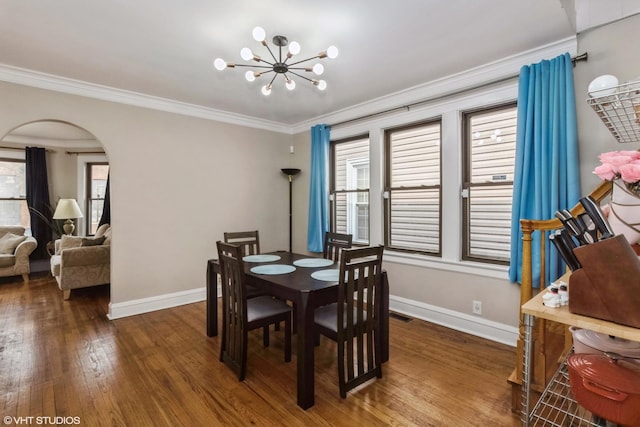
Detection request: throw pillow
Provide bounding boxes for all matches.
[59,235,84,251]
[95,223,110,238]
[102,228,112,245]
[0,233,27,254]
[81,236,106,247]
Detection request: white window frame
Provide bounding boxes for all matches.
[330,136,370,245]
[346,157,369,243]
[462,102,517,264]
[76,153,108,235]
[0,150,29,232]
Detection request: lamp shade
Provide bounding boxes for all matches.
[53,199,84,219]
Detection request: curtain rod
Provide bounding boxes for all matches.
[65,151,105,155]
[0,145,56,153]
[329,52,589,129]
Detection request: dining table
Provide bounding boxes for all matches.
[206,250,389,409]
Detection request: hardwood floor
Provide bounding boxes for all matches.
[1,273,521,426]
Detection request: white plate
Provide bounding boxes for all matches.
[311,269,340,281]
[250,264,296,275]
[311,269,359,282]
[293,258,334,268]
[243,254,281,263]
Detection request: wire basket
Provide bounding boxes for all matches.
[587,79,640,144]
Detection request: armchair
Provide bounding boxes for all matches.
[50,224,111,300]
[0,226,38,283]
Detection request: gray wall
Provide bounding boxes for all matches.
[0,81,293,309]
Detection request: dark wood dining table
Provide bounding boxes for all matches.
[206,251,389,409]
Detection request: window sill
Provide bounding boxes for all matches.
[383,250,509,280]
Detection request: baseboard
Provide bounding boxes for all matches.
[389,295,518,347]
[106,286,517,346]
[107,287,206,320]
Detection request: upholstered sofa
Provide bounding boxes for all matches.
[0,226,38,283]
[50,224,111,299]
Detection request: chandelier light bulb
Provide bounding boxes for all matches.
[252,26,266,42]
[213,58,227,71]
[317,80,327,91]
[288,41,301,56]
[240,47,253,61]
[312,63,324,75]
[245,71,256,82]
[261,84,272,96]
[326,46,339,59]
[286,78,296,90]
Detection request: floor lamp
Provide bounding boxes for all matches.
[281,168,301,252]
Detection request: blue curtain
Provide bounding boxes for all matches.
[307,124,330,252]
[508,53,580,287]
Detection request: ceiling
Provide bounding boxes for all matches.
[0,0,600,129]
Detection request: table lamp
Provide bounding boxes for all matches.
[53,198,84,235]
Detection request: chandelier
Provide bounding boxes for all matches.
[213,26,338,96]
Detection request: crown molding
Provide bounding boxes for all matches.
[291,36,578,134]
[0,64,292,134]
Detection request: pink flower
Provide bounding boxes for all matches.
[619,163,640,183]
[594,150,640,183]
[618,150,640,160]
[599,153,633,167]
[593,163,619,181]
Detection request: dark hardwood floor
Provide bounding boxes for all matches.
[0,273,521,426]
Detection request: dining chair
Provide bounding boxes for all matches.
[314,245,384,398]
[216,241,292,381]
[224,230,260,256]
[323,232,353,262]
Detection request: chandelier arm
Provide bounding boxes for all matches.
[287,66,314,71]
[287,55,321,67]
[231,64,275,69]
[263,43,279,63]
[267,73,278,86]
[287,70,315,84]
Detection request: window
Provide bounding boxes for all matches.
[0,159,30,231]
[331,136,369,244]
[462,103,517,264]
[384,120,442,255]
[86,163,109,235]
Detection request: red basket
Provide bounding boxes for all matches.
[567,353,640,426]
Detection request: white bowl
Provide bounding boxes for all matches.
[588,74,619,97]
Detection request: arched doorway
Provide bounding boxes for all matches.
[0,119,110,301]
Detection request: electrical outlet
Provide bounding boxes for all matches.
[472,300,482,315]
